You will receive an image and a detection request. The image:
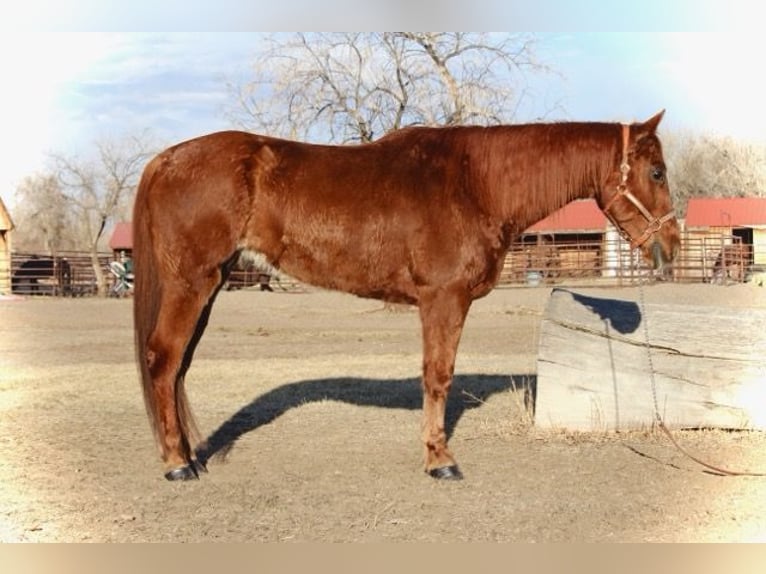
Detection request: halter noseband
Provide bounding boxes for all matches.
[603,124,676,249]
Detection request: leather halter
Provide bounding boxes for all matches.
[603,124,676,249]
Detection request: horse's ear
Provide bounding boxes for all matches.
[640,109,665,133]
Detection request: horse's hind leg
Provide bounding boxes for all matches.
[145,273,224,480]
[418,285,471,480]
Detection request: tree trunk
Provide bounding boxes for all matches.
[535,288,766,431]
[90,246,107,297]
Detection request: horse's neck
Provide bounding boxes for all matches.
[471,125,616,231]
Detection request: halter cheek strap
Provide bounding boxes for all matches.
[603,124,676,249]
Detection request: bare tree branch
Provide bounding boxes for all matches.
[12,174,73,253]
[46,133,156,295]
[226,32,553,143]
[663,130,766,216]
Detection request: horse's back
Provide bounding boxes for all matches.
[135,127,509,302]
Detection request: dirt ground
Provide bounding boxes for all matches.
[2,281,766,542]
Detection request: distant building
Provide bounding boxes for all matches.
[503,199,636,283]
[0,197,14,294]
[108,222,133,260]
[685,197,766,264]
[683,197,766,282]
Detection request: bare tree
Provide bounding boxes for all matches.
[228,32,552,143]
[663,130,766,216]
[12,174,75,254]
[52,133,155,295]
[391,32,542,126]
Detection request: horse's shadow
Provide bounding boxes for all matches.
[554,288,642,334]
[195,373,534,465]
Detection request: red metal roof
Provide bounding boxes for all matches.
[686,197,766,228]
[524,199,607,233]
[109,222,133,250]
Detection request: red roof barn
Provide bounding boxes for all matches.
[683,197,766,275]
[685,197,766,229]
[524,199,607,234]
[503,199,628,284]
[109,222,133,256]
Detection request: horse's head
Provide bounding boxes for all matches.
[597,110,681,270]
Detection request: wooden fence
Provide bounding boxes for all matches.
[10,251,112,296]
[8,232,757,296]
[9,251,305,296]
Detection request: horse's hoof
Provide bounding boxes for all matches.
[428,465,464,480]
[164,462,203,481]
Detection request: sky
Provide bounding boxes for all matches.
[1,1,764,211]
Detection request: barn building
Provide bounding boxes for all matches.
[682,197,766,282]
[502,199,637,284]
[0,197,14,295]
[109,222,133,260]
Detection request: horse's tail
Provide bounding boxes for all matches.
[134,155,203,459]
[132,156,168,450]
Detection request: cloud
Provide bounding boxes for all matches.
[0,33,257,207]
[56,34,257,144]
[0,33,126,199]
[658,33,766,142]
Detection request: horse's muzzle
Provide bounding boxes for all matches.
[650,238,680,272]
[652,241,665,270]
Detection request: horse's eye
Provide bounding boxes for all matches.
[650,167,665,183]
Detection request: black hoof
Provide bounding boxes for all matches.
[164,459,206,481]
[428,465,464,480]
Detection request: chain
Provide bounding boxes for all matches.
[636,276,765,477]
[638,279,663,425]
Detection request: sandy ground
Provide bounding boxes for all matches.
[1,282,766,542]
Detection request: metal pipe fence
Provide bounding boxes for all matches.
[498,232,752,287]
[7,232,755,296]
[10,251,111,296]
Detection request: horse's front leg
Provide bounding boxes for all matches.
[417,285,471,480]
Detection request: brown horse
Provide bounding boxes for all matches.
[133,111,680,481]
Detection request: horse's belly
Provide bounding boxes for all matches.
[303,248,418,302]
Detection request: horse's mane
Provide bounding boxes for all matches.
[378,122,621,228]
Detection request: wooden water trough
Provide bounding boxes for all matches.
[535,288,766,431]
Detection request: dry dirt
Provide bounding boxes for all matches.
[2,282,766,542]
